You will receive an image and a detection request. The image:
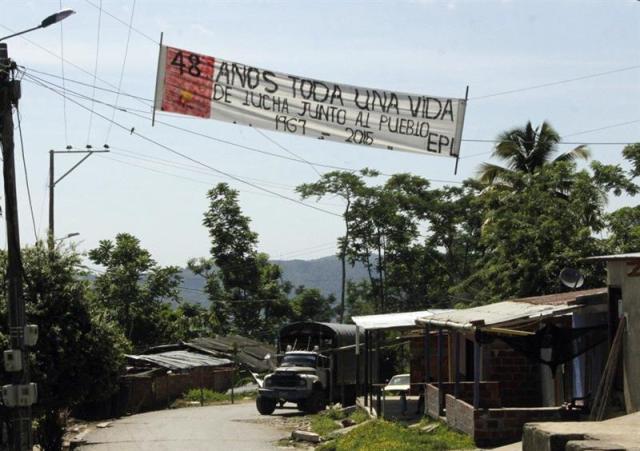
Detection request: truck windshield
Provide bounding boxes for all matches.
[281,354,317,368]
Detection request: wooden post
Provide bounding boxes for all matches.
[424,324,430,416]
[437,329,443,414]
[473,339,481,409]
[454,332,460,398]
[364,330,369,407]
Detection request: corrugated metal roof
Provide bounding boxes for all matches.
[416,301,581,330]
[126,350,232,371]
[351,309,452,330]
[508,287,607,305]
[186,336,275,373]
[584,252,640,261]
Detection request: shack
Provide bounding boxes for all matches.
[415,288,609,447]
[122,349,234,414]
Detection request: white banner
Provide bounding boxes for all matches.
[154,45,467,158]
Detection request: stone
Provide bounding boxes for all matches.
[341,418,356,428]
[420,424,439,433]
[96,422,111,428]
[291,430,321,443]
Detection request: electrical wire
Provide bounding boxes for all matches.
[59,0,69,145]
[470,64,640,101]
[254,128,323,177]
[105,0,136,143]
[82,0,158,44]
[86,0,103,144]
[14,105,38,241]
[26,74,343,217]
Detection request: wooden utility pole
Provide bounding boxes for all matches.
[0,42,32,451]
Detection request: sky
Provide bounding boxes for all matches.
[0,0,639,267]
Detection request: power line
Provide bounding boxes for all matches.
[26,75,343,218]
[86,0,103,144]
[23,66,153,102]
[82,0,158,44]
[563,119,640,138]
[14,106,38,241]
[58,0,69,145]
[254,128,323,177]
[470,64,640,100]
[105,0,136,143]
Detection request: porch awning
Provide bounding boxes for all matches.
[416,288,607,331]
[352,309,451,331]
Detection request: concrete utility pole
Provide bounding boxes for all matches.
[0,10,76,449]
[48,148,109,249]
[0,41,32,451]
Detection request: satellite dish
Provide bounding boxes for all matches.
[560,268,584,289]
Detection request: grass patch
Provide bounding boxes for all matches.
[183,388,230,403]
[309,406,370,437]
[310,414,342,436]
[318,419,474,451]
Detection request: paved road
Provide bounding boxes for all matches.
[78,402,285,451]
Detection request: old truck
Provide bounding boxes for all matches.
[256,322,362,415]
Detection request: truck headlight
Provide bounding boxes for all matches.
[298,378,306,387]
[264,378,272,388]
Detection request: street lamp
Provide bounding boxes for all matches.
[55,232,80,243]
[0,9,76,451]
[0,9,76,42]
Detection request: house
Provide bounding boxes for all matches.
[414,288,609,447]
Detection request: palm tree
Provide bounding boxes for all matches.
[478,121,590,186]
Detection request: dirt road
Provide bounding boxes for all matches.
[77,402,291,451]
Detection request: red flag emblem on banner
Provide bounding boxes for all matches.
[160,46,215,118]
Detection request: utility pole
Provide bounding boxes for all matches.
[0,42,33,451]
[48,148,109,249]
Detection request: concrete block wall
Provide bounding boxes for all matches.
[410,335,450,395]
[484,339,542,407]
[427,381,502,419]
[445,394,577,447]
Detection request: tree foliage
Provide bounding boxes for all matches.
[89,233,182,350]
[0,245,128,450]
[199,183,292,340]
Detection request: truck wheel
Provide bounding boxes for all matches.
[256,396,277,415]
[303,389,326,414]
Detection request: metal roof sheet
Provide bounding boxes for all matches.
[351,309,452,330]
[126,350,232,371]
[416,301,580,330]
[584,253,640,261]
[507,287,607,305]
[186,336,275,373]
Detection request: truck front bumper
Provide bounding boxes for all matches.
[259,388,311,401]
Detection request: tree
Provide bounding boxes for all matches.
[456,161,618,303]
[478,121,590,186]
[0,244,128,450]
[200,184,292,339]
[297,170,369,322]
[89,233,182,350]
[291,286,335,322]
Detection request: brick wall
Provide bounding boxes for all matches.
[445,393,579,447]
[410,335,450,395]
[427,381,501,419]
[484,339,542,407]
[122,366,234,414]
